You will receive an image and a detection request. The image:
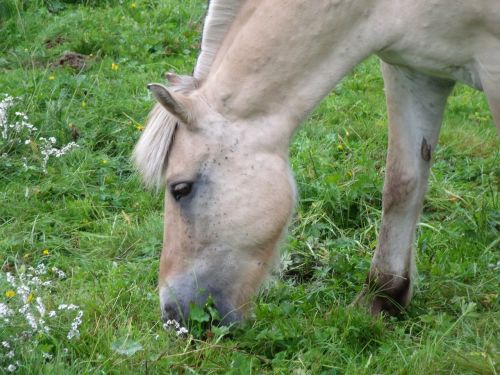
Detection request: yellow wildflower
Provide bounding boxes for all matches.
[27,293,34,303]
[111,63,119,71]
[81,101,87,108]
[48,75,55,81]
[135,124,144,131]
[130,2,137,9]
[5,290,16,298]
[43,249,49,256]
[337,144,344,151]
[101,159,108,165]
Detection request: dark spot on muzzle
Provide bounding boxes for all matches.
[162,302,184,324]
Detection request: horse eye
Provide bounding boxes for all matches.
[170,182,193,201]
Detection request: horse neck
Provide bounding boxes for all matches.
[201,0,393,129]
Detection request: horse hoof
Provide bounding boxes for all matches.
[352,272,412,317]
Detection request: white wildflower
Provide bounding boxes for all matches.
[0,95,15,139]
[15,111,28,119]
[51,267,66,279]
[163,319,189,336]
[58,303,79,311]
[67,310,83,340]
[18,304,29,315]
[1,261,84,357]
[1,96,37,147]
[0,303,13,318]
[39,139,79,172]
[16,286,30,304]
[35,263,47,276]
[6,272,16,286]
[164,319,181,330]
[176,327,189,337]
[35,297,45,316]
[6,364,16,372]
[25,312,37,331]
[42,352,53,360]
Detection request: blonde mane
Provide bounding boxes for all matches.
[132,0,245,189]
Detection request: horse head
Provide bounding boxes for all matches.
[134,75,296,324]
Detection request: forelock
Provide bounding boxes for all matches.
[132,103,179,190]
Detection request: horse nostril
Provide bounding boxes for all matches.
[162,303,183,323]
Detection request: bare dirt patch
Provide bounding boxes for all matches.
[44,35,66,49]
[51,51,88,70]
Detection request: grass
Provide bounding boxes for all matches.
[0,0,498,373]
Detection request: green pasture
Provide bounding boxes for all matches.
[0,0,498,373]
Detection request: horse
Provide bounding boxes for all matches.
[133,0,500,323]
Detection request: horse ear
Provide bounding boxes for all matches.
[147,83,192,124]
[165,72,199,90]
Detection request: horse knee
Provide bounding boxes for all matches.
[382,167,419,212]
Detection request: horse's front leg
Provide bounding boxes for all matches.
[365,62,455,315]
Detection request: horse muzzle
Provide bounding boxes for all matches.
[160,278,242,326]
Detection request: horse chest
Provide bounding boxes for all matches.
[378,50,484,91]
